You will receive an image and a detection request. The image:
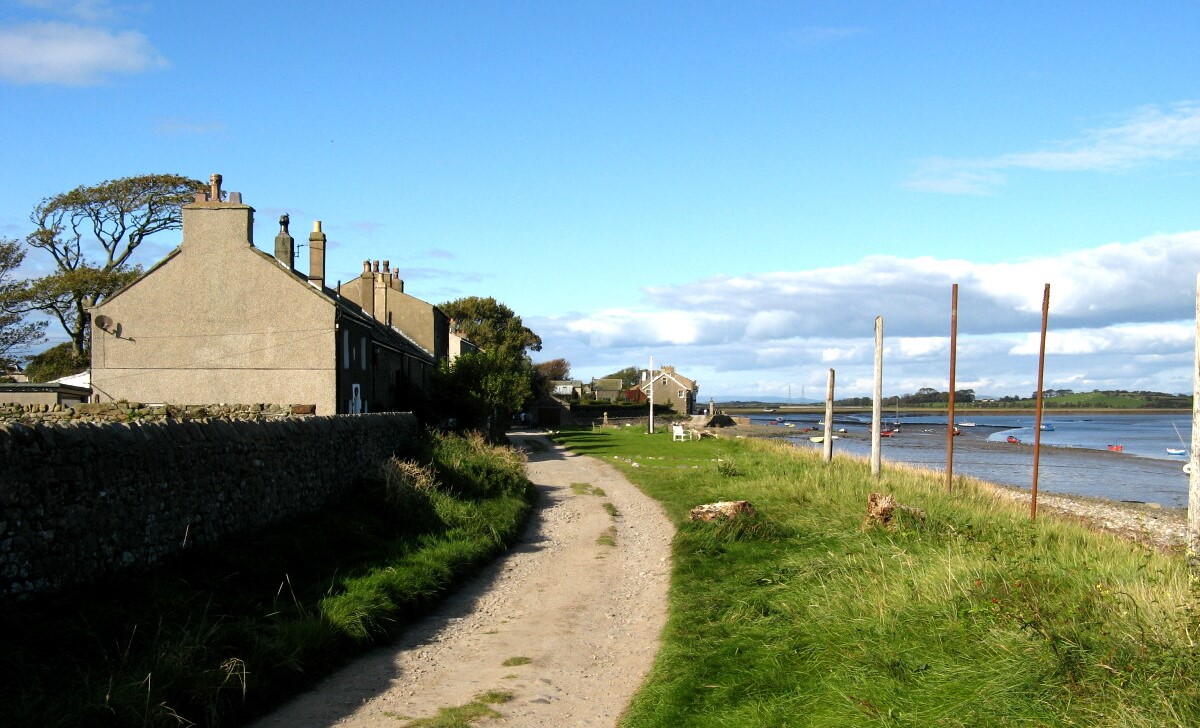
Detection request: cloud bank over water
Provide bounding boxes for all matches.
[533,231,1200,399]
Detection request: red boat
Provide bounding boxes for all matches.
[1006,435,1021,444]
[1107,444,1124,452]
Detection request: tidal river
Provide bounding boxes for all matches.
[750,412,1193,508]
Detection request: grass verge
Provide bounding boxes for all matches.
[551,426,1200,727]
[0,430,535,728]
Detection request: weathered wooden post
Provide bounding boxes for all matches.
[1189,274,1200,577]
[1031,284,1050,521]
[823,368,835,462]
[871,316,883,476]
[946,284,958,493]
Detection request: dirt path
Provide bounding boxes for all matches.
[251,432,673,727]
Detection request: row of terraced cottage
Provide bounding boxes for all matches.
[70,175,478,415]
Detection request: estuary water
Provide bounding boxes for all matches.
[746,412,1193,508]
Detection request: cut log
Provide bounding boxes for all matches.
[863,492,926,530]
[689,500,757,522]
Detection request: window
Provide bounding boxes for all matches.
[361,337,368,371]
[342,330,350,369]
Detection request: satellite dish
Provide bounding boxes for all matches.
[94,314,113,331]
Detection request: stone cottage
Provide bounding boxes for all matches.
[89,175,437,415]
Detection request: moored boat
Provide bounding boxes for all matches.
[1108,444,1124,452]
[1167,447,1186,456]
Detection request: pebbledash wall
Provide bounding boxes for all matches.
[0,404,419,600]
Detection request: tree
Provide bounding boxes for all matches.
[603,366,640,389]
[0,238,46,368]
[432,350,532,436]
[24,342,87,382]
[531,358,571,399]
[18,174,205,357]
[534,358,571,382]
[435,297,543,438]
[440,296,542,363]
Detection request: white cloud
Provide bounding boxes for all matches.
[907,101,1200,194]
[0,21,166,85]
[533,231,1200,398]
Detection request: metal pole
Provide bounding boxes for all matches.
[823,368,835,462]
[871,316,883,476]
[946,283,958,493]
[1031,284,1050,521]
[1189,274,1200,576]
[648,354,655,435]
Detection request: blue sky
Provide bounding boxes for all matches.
[2,1,1200,399]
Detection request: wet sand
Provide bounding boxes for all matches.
[727,423,1190,509]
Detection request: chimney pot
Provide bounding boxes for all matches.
[209,173,222,201]
[372,260,380,273]
[383,260,390,273]
[313,220,323,233]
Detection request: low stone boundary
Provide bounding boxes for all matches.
[0,411,419,600]
[0,401,313,425]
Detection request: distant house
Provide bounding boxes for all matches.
[550,380,583,399]
[590,378,623,403]
[89,175,436,415]
[637,365,699,414]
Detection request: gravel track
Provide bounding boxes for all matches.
[251,432,673,727]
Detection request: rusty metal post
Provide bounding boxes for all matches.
[1031,284,1050,521]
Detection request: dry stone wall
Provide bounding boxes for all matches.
[0,410,419,600]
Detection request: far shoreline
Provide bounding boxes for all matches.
[719,405,1191,416]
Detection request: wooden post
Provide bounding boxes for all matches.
[823,368,835,462]
[871,316,883,476]
[946,284,958,493]
[1031,284,1050,521]
[1189,274,1200,576]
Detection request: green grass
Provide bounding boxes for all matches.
[0,430,535,728]
[502,655,532,667]
[399,689,514,727]
[550,426,1200,727]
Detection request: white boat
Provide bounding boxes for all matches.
[957,421,976,427]
[809,435,841,443]
[1167,448,1187,456]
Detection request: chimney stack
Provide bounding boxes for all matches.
[373,259,389,324]
[308,221,326,289]
[274,214,294,270]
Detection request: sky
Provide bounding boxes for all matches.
[2,1,1200,400]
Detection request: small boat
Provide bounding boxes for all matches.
[1040,423,1055,431]
[952,427,961,436]
[810,435,840,443]
[1108,445,1125,453]
[1006,435,1021,444]
[1167,448,1187,456]
[957,421,976,427]
[879,430,895,438]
